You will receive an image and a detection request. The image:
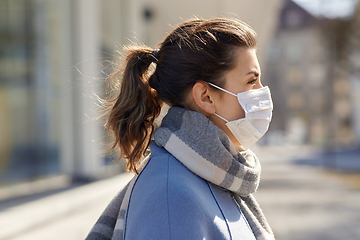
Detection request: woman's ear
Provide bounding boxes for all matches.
[191,82,217,114]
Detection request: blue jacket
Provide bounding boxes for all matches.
[124,142,256,240]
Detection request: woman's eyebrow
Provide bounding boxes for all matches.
[246,70,260,77]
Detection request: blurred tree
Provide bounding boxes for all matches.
[321,0,360,148]
[347,1,360,145]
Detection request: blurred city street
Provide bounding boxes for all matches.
[1,0,360,239]
[253,145,360,240]
[0,173,134,240]
[1,144,360,240]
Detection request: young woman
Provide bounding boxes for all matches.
[87,18,275,240]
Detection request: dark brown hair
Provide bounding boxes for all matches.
[106,18,257,172]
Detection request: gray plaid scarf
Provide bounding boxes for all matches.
[86,107,274,240]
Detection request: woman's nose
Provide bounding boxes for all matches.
[256,81,263,89]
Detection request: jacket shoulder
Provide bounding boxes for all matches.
[124,144,229,240]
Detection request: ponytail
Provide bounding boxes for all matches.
[106,46,162,173]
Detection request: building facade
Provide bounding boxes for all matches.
[264,0,359,148]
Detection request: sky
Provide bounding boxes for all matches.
[292,0,358,19]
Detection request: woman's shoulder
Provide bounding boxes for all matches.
[135,142,210,199]
[125,143,232,239]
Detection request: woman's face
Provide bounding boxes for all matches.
[209,47,263,147]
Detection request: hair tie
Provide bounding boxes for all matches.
[152,49,159,62]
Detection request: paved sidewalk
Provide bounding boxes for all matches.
[1,145,360,240]
[0,173,134,240]
[253,145,360,240]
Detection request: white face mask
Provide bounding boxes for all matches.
[208,82,273,149]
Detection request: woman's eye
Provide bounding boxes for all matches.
[248,78,257,85]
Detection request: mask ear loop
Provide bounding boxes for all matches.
[214,113,229,123]
[206,82,235,123]
[207,82,237,97]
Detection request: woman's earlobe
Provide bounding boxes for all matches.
[192,82,216,114]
